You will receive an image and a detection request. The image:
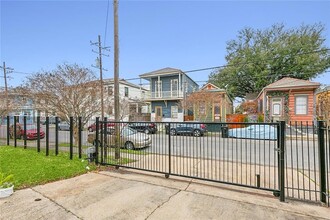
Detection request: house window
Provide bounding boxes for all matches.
[273,104,280,115]
[295,96,308,115]
[124,87,129,97]
[271,98,282,116]
[155,81,162,98]
[108,86,113,95]
[129,104,137,113]
[171,106,178,118]
[199,101,206,115]
[171,79,178,97]
[214,105,220,114]
[108,107,113,115]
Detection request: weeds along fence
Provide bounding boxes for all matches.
[0,116,329,206]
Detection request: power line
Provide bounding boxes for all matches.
[12,71,33,75]
[122,48,330,81]
[104,0,110,46]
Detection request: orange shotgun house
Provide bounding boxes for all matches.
[256,77,320,124]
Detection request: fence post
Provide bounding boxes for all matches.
[69,117,73,160]
[13,116,17,147]
[46,116,49,156]
[37,116,40,152]
[165,122,171,178]
[23,116,27,149]
[279,121,286,202]
[95,117,99,165]
[317,120,326,203]
[78,117,82,159]
[55,117,59,155]
[103,117,107,163]
[6,115,9,146]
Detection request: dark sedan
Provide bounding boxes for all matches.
[128,122,157,134]
[166,122,207,137]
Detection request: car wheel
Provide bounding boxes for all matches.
[125,141,134,150]
[193,129,201,137]
[88,128,93,132]
[144,129,150,134]
[170,129,176,136]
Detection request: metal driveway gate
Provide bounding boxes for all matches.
[95,119,286,202]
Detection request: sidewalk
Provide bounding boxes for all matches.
[0,169,329,220]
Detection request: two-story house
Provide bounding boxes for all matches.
[102,79,150,121]
[0,87,35,124]
[140,67,199,122]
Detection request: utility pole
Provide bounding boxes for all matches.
[0,62,13,114]
[114,0,120,159]
[91,36,110,120]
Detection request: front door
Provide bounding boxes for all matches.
[271,98,282,121]
[155,106,162,122]
[213,103,221,122]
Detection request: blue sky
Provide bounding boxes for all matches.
[1,0,330,90]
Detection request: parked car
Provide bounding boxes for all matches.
[128,122,157,134]
[58,122,70,131]
[9,124,45,140]
[166,122,207,137]
[228,124,277,140]
[41,117,61,125]
[58,122,84,131]
[87,126,151,150]
[88,121,115,132]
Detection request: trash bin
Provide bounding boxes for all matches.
[165,125,169,134]
[86,147,96,162]
[221,126,229,138]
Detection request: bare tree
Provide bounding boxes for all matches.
[183,90,221,121]
[25,63,101,143]
[317,91,330,125]
[105,96,145,121]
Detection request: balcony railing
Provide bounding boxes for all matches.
[149,90,184,99]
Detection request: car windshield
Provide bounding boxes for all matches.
[26,125,37,130]
[122,127,137,136]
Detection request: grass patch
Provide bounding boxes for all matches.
[0,146,96,189]
[59,142,90,149]
[106,157,135,165]
[108,148,149,155]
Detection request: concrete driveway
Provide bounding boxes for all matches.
[0,170,329,220]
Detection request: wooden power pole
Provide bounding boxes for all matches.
[1,62,13,113]
[91,36,109,120]
[114,0,120,159]
[98,35,105,120]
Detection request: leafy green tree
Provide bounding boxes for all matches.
[209,23,330,98]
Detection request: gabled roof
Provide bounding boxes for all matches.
[264,77,320,89]
[200,82,225,91]
[139,67,182,78]
[103,78,148,91]
[316,85,330,94]
[256,77,320,100]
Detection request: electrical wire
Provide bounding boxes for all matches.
[104,0,110,47]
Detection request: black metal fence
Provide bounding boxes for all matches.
[0,116,94,159]
[0,116,329,206]
[96,120,286,200]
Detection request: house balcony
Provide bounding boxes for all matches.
[146,90,184,101]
